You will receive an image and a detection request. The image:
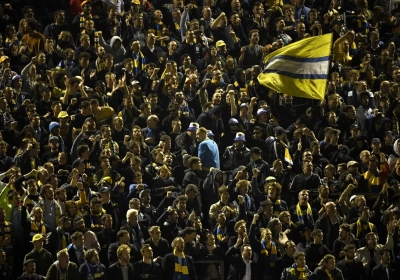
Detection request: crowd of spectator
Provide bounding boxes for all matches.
[2,0,400,279]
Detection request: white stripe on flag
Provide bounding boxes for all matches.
[265,57,330,76]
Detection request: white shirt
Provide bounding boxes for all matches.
[243,259,251,280]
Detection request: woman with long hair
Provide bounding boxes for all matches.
[152,165,181,206]
[314,254,344,279]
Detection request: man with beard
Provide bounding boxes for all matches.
[269,126,292,166]
[106,244,134,280]
[311,184,333,211]
[238,29,263,69]
[337,244,366,280]
[222,132,250,171]
[182,158,202,190]
[175,122,198,156]
[356,227,396,279]
[162,102,191,135]
[162,237,197,280]
[333,224,360,260]
[18,259,45,280]
[46,215,72,259]
[73,216,101,252]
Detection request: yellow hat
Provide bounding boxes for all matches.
[102,177,112,184]
[31,234,45,243]
[131,0,140,4]
[216,40,226,47]
[0,56,10,63]
[81,0,92,7]
[58,111,69,119]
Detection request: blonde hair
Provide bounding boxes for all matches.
[117,244,131,257]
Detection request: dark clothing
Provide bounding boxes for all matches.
[133,261,163,280]
[336,259,368,280]
[162,253,197,280]
[225,246,259,280]
[23,249,54,276]
[372,263,396,280]
[106,262,135,280]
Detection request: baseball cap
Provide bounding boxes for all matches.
[85,116,96,123]
[229,118,239,125]
[31,234,45,243]
[350,195,357,202]
[49,121,60,132]
[274,126,287,135]
[12,75,22,82]
[187,122,199,131]
[257,109,268,116]
[260,198,273,206]
[0,56,10,63]
[24,259,35,266]
[74,216,84,224]
[131,0,140,4]
[49,136,59,142]
[350,124,360,130]
[207,130,215,137]
[72,159,85,168]
[265,176,277,183]
[139,189,151,198]
[216,40,226,47]
[234,132,246,142]
[371,138,381,144]
[81,0,92,6]
[385,131,394,137]
[250,147,261,154]
[347,161,359,168]
[240,103,249,109]
[99,187,111,194]
[58,111,69,119]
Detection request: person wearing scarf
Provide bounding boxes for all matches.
[294,190,314,228]
[79,249,106,280]
[358,154,390,195]
[122,209,145,248]
[79,1,93,30]
[314,254,344,280]
[253,180,288,216]
[351,206,376,246]
[281,252,313,280]
[83,197,105,233]
[163,237,195,280]
[260,228,278,267]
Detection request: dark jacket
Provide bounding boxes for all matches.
[225,246,259,280]
[106,262,134,280]
[314,267,344,280]
[24,248,54,276]
[372,263,396,280]
[336,259,367,280]
[46,261,80,280]
[46,228,70,259]
[162,253,197,280]
[290,173,321,192]
[107,242,141,265]
[133,260,163,280]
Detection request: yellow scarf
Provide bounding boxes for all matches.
[363,171,380,193]
[61,235,67,249]
[31,221,46,235]
[290,266,307,279]
[186,38,197,45]
[296,203,313,225]
[281,140,293,165]
[325,269,334,280]
[356,219,374,238]
[273,199,281,216]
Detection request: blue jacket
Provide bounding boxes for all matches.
[198,139,220,169]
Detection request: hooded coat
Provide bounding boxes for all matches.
[99,36,126,63]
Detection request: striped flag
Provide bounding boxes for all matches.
[258,33,333,100]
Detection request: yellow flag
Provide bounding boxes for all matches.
[258,34,333,100]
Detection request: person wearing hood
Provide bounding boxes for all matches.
[348,135,369,162]
[45,248,79,280]
[344,123,362,149]
[202,167,225,224]
[269,126,293,167]
[181,157,202,191]
[332,223,360,260]
[381,131,395,156]
[220,118,241,153]
[197,106,224,143]
[99,35,126,63]
[222,132,250,171]
[388,138,400,168]
[196,127,220,170]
